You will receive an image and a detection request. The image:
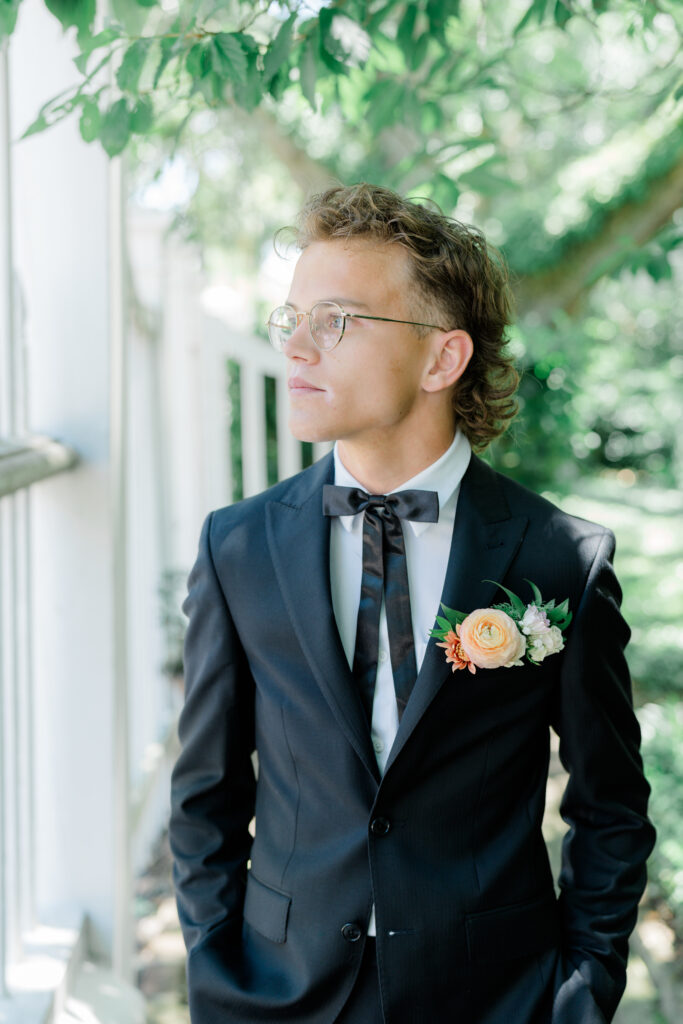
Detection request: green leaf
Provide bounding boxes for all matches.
[523,578,544,606]
[73,25,122,74]
[420,100,440,134]
[409,31,429,71]
[44,0,95,38]
[436,615,453,631]
[674,83,683,102]
[130,96,153,132]
[232,51,262,110]
[21,111,49,139]
[212,32,248,86]
[79,97,100,142]
[263,11,297,86]
[433,172,460,208]
[366,0,403,34]
[110,0,149,34]
[484,580,526,617]
[645,253,673,282]
[197,70,224,106]
[458,164,518,195]
[153,35,178,88]
[397,3,417,51]
[100,97,131,156]
[514,0,547,35]
[1,0,23,39]
[439,603,467,625]
[319,8,347,74]
[238,32,259,55]
[495,602,517,619]
[20,83,86,137]
[426,0,453,43]
[319,8,370,73]
[553,0,572,28]
[547,604,572,629]
[185,42,206,80]
[299,35,318,109]
[268,65,288,101]
[116,37,151,93]
[365,79,406,132]
[135,0,157,7]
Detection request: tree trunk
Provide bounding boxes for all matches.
[514,145,683,319]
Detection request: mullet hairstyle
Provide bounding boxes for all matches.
[291,182,519,451]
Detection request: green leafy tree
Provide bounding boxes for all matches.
[5,0,683,491]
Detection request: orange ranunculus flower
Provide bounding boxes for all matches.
[436,628,476,674]
[457,608,526,670]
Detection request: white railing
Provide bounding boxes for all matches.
[128,210,331,569]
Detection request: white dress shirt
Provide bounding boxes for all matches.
[329,428,472,935]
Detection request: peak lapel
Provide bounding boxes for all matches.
[384,455,529,775]
[266,454,379,781]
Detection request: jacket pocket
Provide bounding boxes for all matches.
[465,891,560,965]
[243,871,291,944]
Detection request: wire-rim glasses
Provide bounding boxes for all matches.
[266,300,448,352]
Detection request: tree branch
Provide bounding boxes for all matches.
[249,107,337,196]
[514,144,683,319]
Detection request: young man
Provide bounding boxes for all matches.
[169,183,655,1024]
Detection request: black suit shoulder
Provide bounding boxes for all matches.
[204,453,334,563]
[470,456,616,609]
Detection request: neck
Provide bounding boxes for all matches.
[337,421,457,494]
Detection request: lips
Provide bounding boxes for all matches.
[288,377,324,391]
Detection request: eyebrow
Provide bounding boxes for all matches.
[329,297,371,311]
[285,297,372,311]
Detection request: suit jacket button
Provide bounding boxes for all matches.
[370,816,391,836]
[341,922,362,943]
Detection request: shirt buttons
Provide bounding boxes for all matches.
[372,737,384,753]
[378,649,388,664]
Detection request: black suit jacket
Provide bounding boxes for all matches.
[169,451,655,1024]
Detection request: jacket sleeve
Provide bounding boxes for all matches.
[550,528,656,1023]
[169,510,257,957]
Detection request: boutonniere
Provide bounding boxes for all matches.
[429,580,572,674]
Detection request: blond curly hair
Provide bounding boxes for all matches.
[292,183,519,451]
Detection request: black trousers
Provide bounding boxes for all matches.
[335,938,384,1023]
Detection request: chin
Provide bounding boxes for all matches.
[288,417,337,444]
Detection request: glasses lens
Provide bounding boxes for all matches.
[268,305,298,350]
[310,302,344,350]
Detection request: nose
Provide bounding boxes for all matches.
[282,313,319,361]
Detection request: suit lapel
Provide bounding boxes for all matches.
[266,453,380,781]
[383,454,529,775]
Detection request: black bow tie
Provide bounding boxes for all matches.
[321,485,439,524]
[322,484,439,726]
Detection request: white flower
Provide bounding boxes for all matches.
[527,625,565,663]
[520,604,550,636]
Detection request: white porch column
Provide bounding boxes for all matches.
[9,0,129,971]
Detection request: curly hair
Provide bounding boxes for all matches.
[292,182,519,451]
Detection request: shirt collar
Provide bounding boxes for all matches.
[332,429,472,537]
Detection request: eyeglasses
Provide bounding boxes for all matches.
[266,300,448,352]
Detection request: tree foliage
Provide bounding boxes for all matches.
[6,0,683,490]
[7,1,680,170]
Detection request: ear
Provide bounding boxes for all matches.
[422,330,474,394]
